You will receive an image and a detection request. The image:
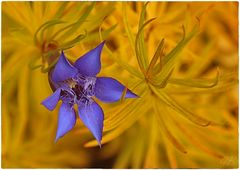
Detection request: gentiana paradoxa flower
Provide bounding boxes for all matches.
[41,41,138,146]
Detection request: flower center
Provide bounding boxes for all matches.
[60,73,96,105]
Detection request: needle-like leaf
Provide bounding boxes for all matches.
[98,23,143,79]
[51,2,95,40]
[153,26,199,85]
[168,69,219,88]
[122,3,135,52]
[150,85,211,127]
[146,38,165,75]
[135,17,156,73]
[58,33,86,50]
[137,2,149,70]
[154,99,187,154]
[34,19,64,45]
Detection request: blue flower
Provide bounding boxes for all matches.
[41,41,138,146]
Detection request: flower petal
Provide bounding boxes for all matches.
[52,51,78,83]
[78,101,104,146]
[41,88,61,111]
[74,41,105,76]
[95,77,138,103]
[55,103,76,142]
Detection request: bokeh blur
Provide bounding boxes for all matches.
[2,1,238,168]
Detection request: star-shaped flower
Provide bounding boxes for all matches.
[41,41,138,146]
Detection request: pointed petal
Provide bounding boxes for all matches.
[74,41,105,76]
[78,101,104,146]
[52,51,78,83]
[95,77,138,103]
[55,103,76,142]
[41,88,61,111]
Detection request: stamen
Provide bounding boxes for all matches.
[83,76,96,97]
[57,73,97,105]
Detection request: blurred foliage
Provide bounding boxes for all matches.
[2,1,238,168]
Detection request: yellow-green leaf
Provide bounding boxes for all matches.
[98,25,143,79]
[84,24,117,43]
[146,38,164,75]
[154,99,187,154]
[150,85,211,127]
[135,17,156,73]
[122,3,135,53]
[34,19,64,45]
[154,26,199,85]
[53,2,95,40]
[137,2,149,69]
[168,69,219,88]
[58,33,86,50]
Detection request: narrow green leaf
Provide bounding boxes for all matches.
[41,56,58,73]
[136,2,150,71]
[85,95,149,147]
[146,38,164,75]
[151,68,174,88]
[163,26,196,65]
[113,138,134,168]
[28,55,42,70]
[39,50,60,73]
[58,33,86,50]
[154,100,187,154]
[9,27,32,43]
[152,48,163,76]
[105,46,144,79]
[43,2,72,39]
[150,85,211,127]
[105,98,142,131]
[131,127,147,168]
[98,24,143,79]
[135,18,156,73]
[186,41,215,77]
[167,71,237,95]
[174,119,224,159]
[104,80,144,131]
[153,26,199,85]
[122,3,135,52]
[84,24,117,42]
[34,19,63,45]
[61,2,95,39]
[53,2,70,19]
[40,20,65,42]
[51,2,95,40]
[168,69,219,88]
[139,2,149,27]
[83,4,115,33]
